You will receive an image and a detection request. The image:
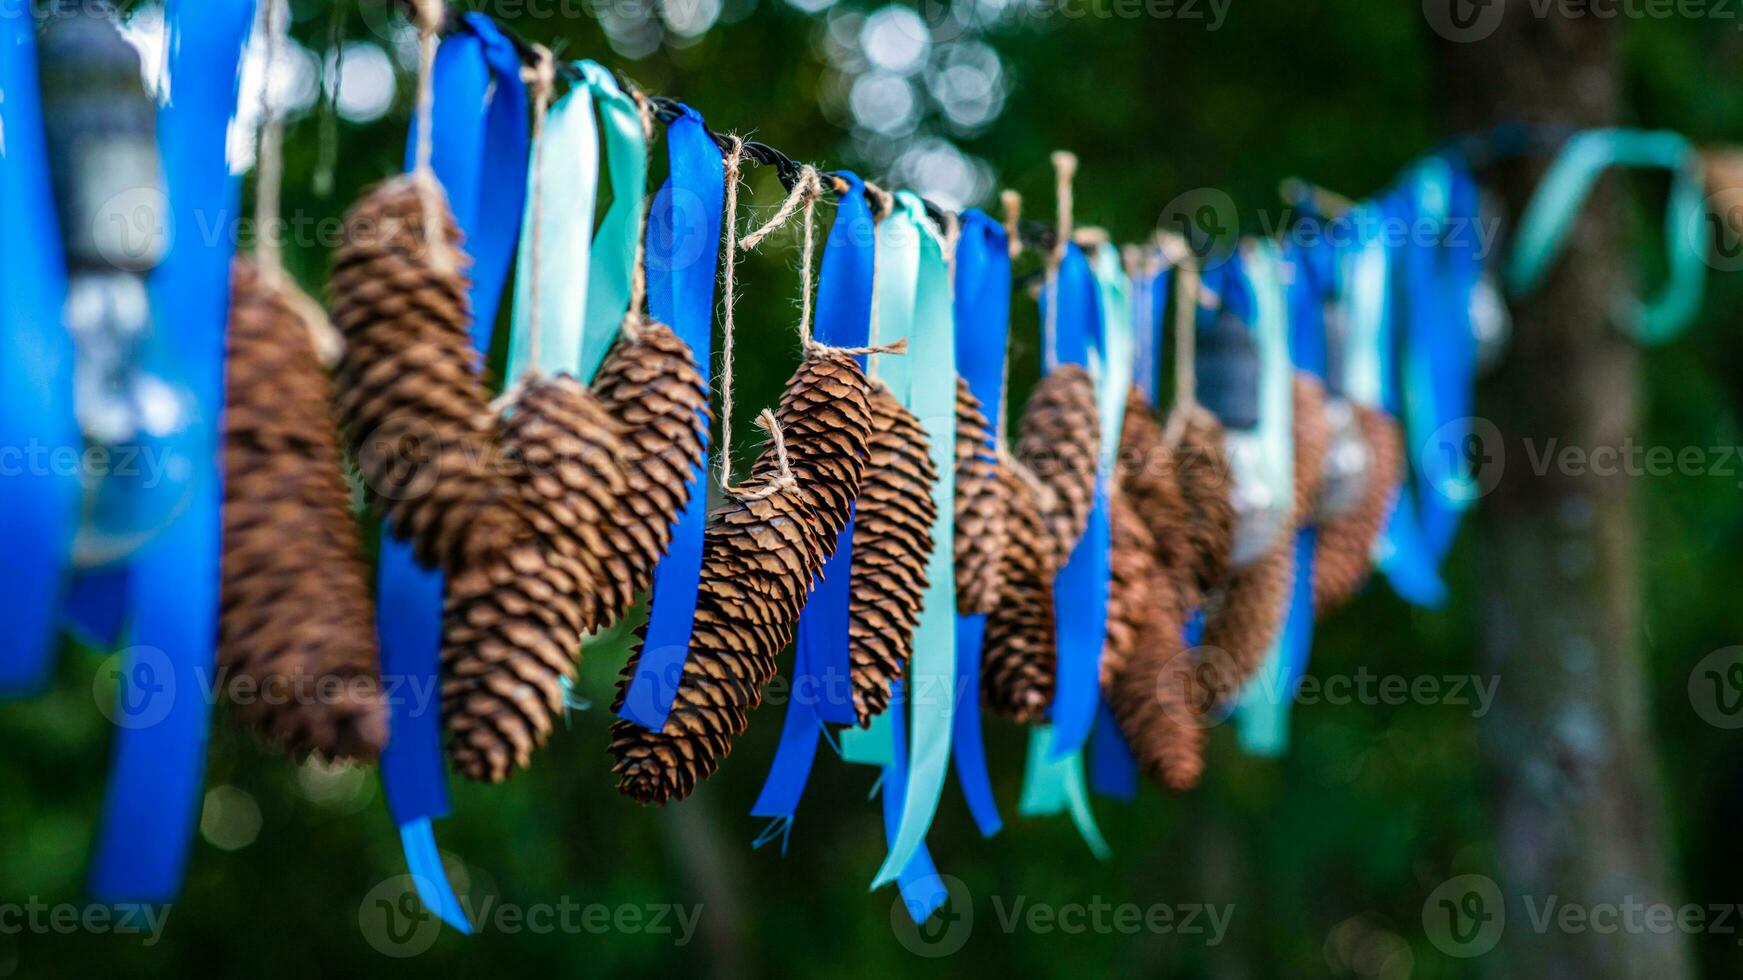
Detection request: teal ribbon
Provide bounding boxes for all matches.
[1506,128,1706,345]
[869,193,958,891]
[507,77,598,382]
[576,62,646,382]
[1233,241,1300,753]
[1018,727,1109,860]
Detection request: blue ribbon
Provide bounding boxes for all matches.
[87,0,254,902]
[750,175,877,829]
[0,14,79,695]
[947,210,1010,836]
[1042,244,1108,759]
[379,15,528,933]
[880,680,949,922]
[618,105,724,731]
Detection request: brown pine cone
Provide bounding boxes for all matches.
[583,318,711,633]
[954,377,1008,615]
[1200,521,1296,711]
[1109,597,1205,792]
[847,384,938,726]
[440,375,628,782]
[1102,493,1158,690]
[1017,365,1099,566]
[1314,405,1403,615]
[982,462,1058,724]
[327,175,528,573]
[1170,405,1237,599]
[1119,389,1196,620]
[219,258,388,762]
[1292,373,1331,521]
[609,349,876,804]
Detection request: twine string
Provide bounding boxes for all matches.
[1162,236,1201,447]
[1042,151,1077,367]
[413,0,450,273]
[1001,189,1023,261]
[717,137,747,490]
[624,84,658,338]
[254,0,287,277]
[729,409,797,501]
[521,45,556,379]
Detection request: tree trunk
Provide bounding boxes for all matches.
[1434,4,1692,978]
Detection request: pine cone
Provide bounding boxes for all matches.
[1314,405,1403,615]
[609,349,876,804]
[1200,519,1296,710]
[327,175,528,573]
[982,462,1057,724]
[1119,389,1196,619]
[1170,405,1237,598]
[1109,599,1205,792]
[847,384,938,726]
[954,377,1009,615]
[440,375,628,783]
[1017,365,1099,565]
[1292,373,1331,521]
[583,318,711,632]
[219,258,388,762]
[1102,493,1158,689]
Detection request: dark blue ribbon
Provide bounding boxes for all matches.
[948,210,1010,836]
[750,175,877,828]
[0,15,79,695]
[87,0,254,901]
[379,14,527,933]
[619,105,724,731]
[1043,245,1109,761]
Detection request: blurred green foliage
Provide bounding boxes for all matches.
[4,1,1743,977]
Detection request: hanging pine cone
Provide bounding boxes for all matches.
[219,258,388,762]
[1017,365,1099,565]
[581,318,712,633]
[1292,373,1331,522]
[1102,493,1159,689]
[954,377,1008,615]
[846,384,937,726]
[1119,389,1196,618]
[609,349,876,804]
[982,462,1058,724]
[1109,601,1205,792]
[1314,405,1403,615]
[1171,404,1237,599]
[327,175,528,573]
[440,374,628,783]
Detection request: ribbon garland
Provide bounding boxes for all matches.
[617,106,727,731]
[751,173,878,832]
[0,13,80,696]
[87,0,255,902]
[377,13,528,933]
[948,209,1011,836]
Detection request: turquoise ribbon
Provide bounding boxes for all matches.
[1506,128,1706,345]
[0,11,79,695]
[1233,241,1301,753]
[1018,727,1109,860]
[869,193,958,891]
[506,78,598,382]
[576,62,646,382]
